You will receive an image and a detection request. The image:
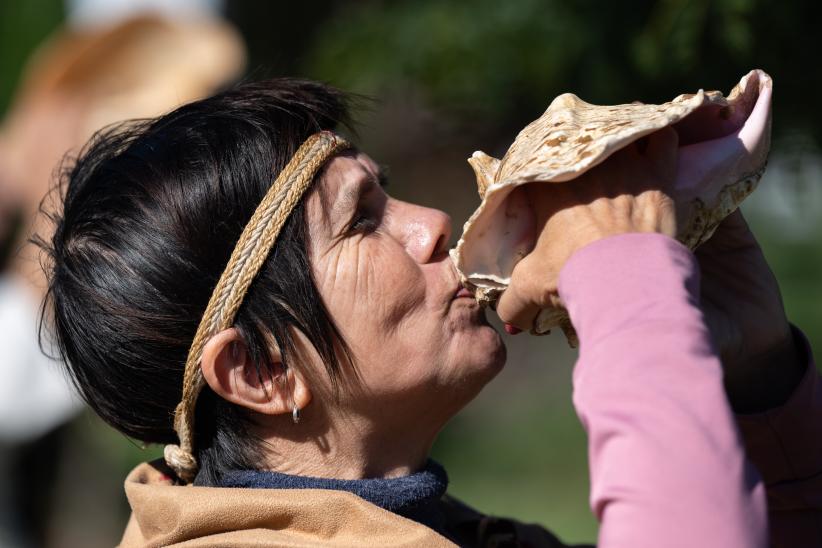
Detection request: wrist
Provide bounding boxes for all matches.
[558,233,696,339]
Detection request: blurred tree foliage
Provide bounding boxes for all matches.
[0,0,64,115]
[302,0,821,144]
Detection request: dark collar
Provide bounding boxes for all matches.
[211,459,449,515]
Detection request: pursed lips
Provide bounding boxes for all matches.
[454,286,473,299]
[446,263,474,300]
[443,270,487,323]
[447,259,475,301]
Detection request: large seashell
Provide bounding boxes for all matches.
[452,69,773,343]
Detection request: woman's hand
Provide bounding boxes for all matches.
[496,121,804,412]
[497,128,679,330]
[696,210,805,413]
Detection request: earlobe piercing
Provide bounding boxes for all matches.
[292,406,301,424]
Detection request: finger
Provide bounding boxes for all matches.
[645,127,678,165]
[644,128,679,194]
[496,275,543,333]
[645,126,679,157]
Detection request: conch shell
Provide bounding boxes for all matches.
[452,69,773,343]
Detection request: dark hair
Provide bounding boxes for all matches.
[39,78,355,485]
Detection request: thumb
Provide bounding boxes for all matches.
[497,284,541,333]
[496,257,548,332]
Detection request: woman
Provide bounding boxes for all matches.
[41,79,820,547]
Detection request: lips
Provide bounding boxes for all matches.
[448,258,476,301]
[454,286,474,299]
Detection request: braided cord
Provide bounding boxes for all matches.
[164,131,351,482]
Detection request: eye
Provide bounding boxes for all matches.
[349,211,379,234]
[344,174,387,236]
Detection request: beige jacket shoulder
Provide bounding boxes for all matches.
[120,460,581,548]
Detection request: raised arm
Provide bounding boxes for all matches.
[694,210,822,546]
[558,233,766,547]
[497,128,770,547]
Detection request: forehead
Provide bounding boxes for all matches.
[321,149,379,192]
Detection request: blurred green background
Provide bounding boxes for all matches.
[1,0,820,546]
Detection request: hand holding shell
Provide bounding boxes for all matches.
[451,70,773,344]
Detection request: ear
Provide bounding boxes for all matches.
[200,328,311,417]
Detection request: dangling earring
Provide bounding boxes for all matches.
[285,364,300,424]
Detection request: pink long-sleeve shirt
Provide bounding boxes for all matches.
[559,233,822,548]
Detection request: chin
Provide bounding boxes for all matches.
[456,324,507,388]
[425,331,506,425]
[480,328,507,377]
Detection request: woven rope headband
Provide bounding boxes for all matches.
[164,130,351,483]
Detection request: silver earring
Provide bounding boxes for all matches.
[292,406,301,424]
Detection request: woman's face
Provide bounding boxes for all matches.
[303,150,505,433]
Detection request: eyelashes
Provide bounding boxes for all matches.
[349,214,379,234]
[346,171,389,236]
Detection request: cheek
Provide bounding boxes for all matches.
[312,235,428,348]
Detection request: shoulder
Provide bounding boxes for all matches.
[438,495,594,548]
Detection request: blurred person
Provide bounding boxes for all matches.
[0,2,245,545]
[38,78,822,547]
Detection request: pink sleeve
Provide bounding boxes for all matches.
[736,330,822,546]
[558,233,767,548]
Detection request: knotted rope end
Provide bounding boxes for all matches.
[164,443,198,483]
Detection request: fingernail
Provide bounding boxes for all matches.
[504,323,522,335]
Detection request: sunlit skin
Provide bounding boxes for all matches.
[309,150,505,412]
[200,130,803,481]
[201,149,505,480]
[496,128,803,413]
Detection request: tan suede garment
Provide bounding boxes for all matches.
[120,461,578,547]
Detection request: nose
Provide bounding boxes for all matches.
[394,201,452,264]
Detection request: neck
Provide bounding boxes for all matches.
[254,406,441,480]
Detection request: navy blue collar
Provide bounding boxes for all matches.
[211,460,449,515]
